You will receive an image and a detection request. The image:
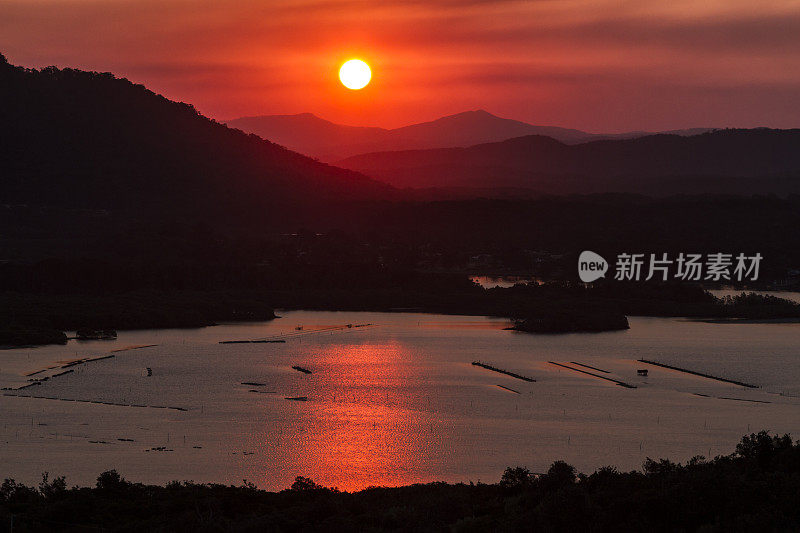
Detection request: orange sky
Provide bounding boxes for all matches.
[2,0,800,131]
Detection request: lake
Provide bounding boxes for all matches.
[1,311,798,491]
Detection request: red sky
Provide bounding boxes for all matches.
[2,0,799,132]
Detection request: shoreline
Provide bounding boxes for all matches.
[3,284,800,348]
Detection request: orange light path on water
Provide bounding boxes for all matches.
[255,342,445,491]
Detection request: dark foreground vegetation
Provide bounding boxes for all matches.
[1,432,797,531]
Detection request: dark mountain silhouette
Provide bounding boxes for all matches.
[0,54,394,225]
[227,110,702,161]
[336,129,800,195]
[385,110,597,151]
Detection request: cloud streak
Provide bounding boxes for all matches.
[1,0,798,130]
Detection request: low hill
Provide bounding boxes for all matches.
[336,129,800,194]
[227,110,625,160]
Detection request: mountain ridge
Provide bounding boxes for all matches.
[334,128,800,195]
[226,109,715,161]
[0,54,395,226]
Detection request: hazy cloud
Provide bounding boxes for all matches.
[1,0,798,130]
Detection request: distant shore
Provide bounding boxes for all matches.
[0,291,276,348]
[3,282,800,347]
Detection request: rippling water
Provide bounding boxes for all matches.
[1,311,798,490]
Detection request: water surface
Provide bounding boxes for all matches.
[1,311,798,491]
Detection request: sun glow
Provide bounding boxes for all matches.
[339,59,371,90]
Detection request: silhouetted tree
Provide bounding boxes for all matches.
[541,460,576,489]
[37,472,66,500]
[96,470,126,491]
[499,466,534,489]
[290,476,324,491]
[736,431,794,468]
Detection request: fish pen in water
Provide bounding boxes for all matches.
[3,393,188,411]
[569,361,611,374]
[548,361,636,389]
[637,359,758,388]
[471,362,536,382]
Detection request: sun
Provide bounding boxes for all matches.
[339,59,371,90]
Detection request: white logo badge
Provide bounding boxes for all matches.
[578,250,608,282]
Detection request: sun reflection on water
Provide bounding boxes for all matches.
[257,342,442,491]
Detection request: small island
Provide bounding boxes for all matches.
[0,325,68,348]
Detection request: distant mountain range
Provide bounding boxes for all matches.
[0,54,392,226]
[227,110,713,161]
[336,129,800,195]
[3,51,799,227]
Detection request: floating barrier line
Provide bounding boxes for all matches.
[110,344,158,353]
[548,361,637,389]
[24,366,58,377]
[692,392,770,403]
[570,362,610,374]
[85,354,114,362]
[220,340,285,344]
[496,384,521,394]
[23,346,150,379]
[15,364,80,390]
[471,362,535,382]
[2,393,187,411]
[718,396,770,404]
[58,354,117,370]
[637,359,758,388]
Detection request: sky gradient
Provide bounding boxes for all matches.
[2,0,799,131]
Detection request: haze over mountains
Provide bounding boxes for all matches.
[2,54,800,278]
[228,109,800,196]
[336,130,800,195]
[227,110,712,161]
[3,51,800,228]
